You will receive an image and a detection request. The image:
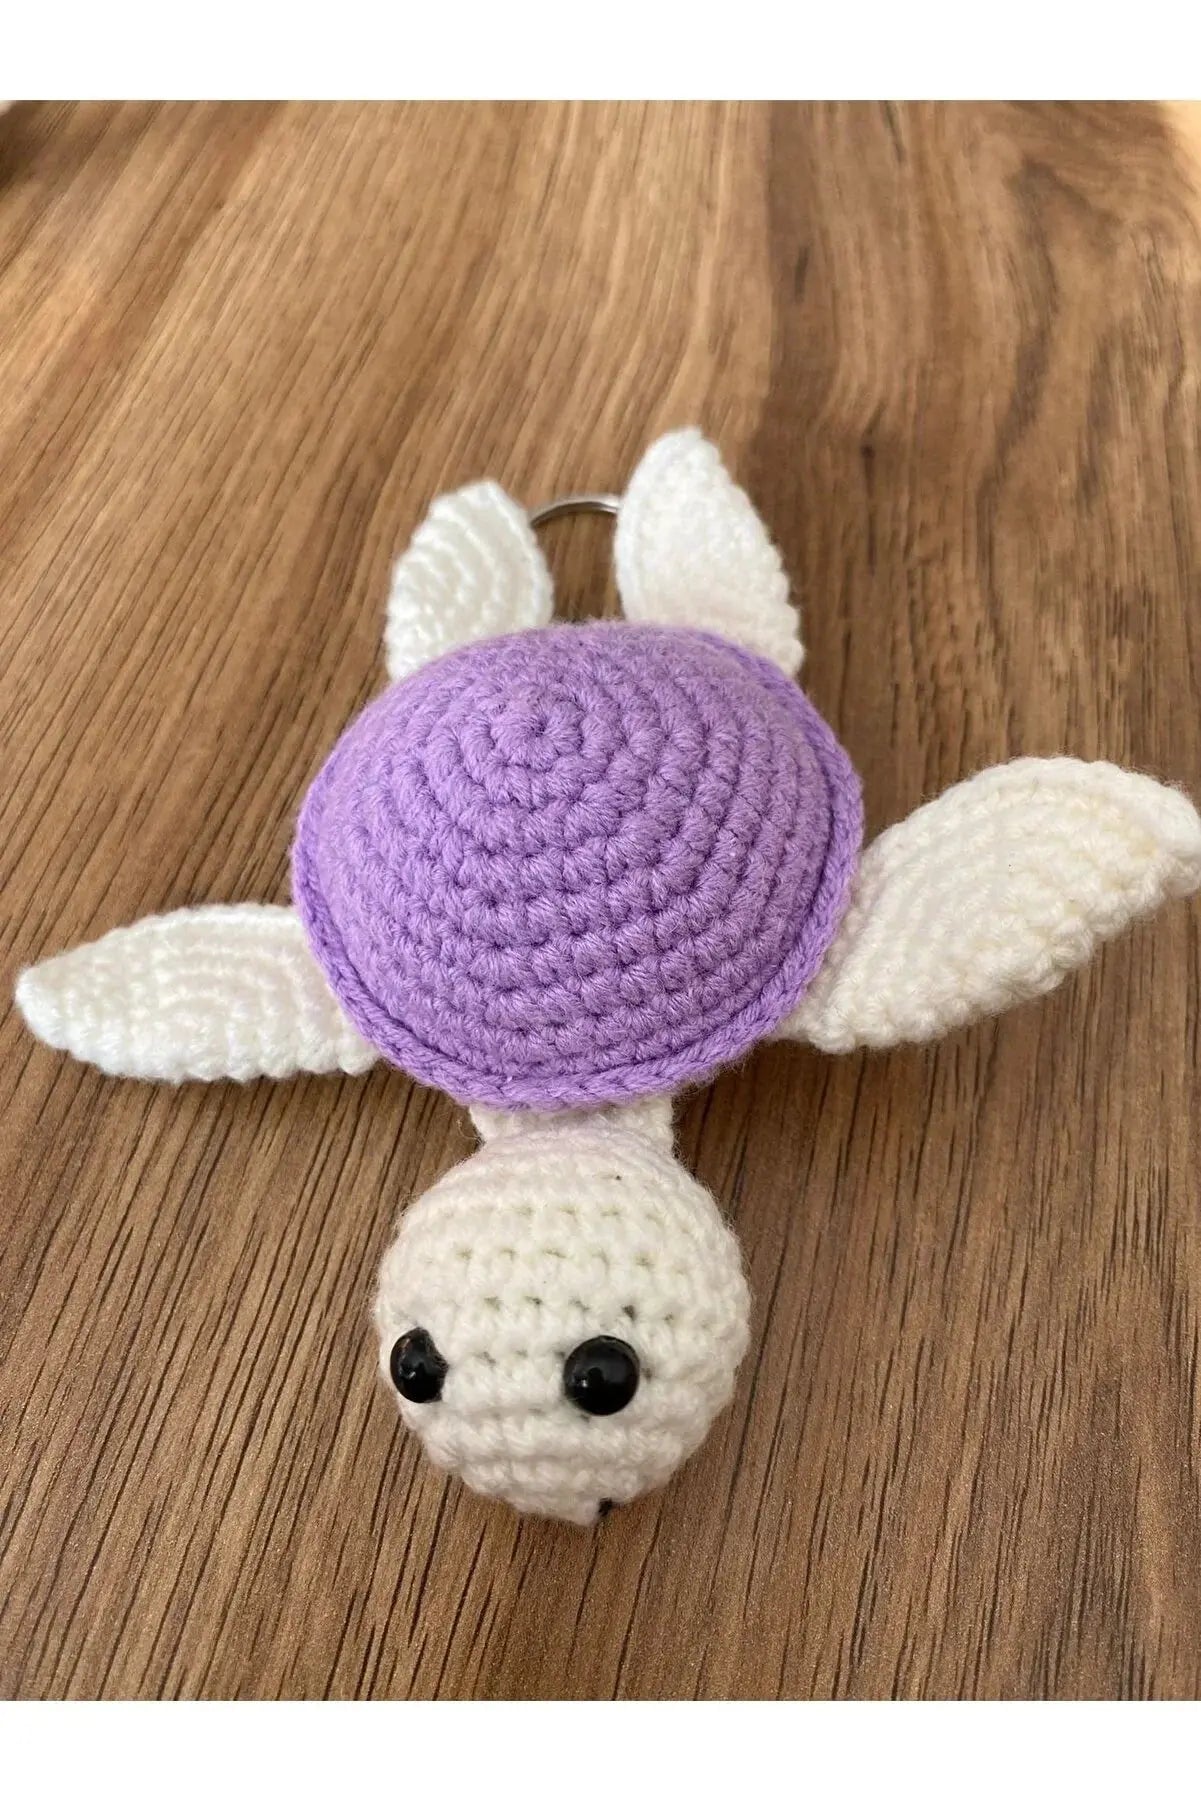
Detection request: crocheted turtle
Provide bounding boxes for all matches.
[18,430,1201,1525]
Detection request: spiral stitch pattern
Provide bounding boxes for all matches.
[294,622,862,1109]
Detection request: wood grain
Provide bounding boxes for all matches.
[2,100,1201,1700]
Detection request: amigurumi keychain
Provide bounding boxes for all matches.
[17,429,1201,1525]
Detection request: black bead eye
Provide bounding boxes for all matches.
[563,1336,640,1416]
[389,1328,447,1403]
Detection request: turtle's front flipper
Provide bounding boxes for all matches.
[15,903,376,1082]
[776,758,1201,1053]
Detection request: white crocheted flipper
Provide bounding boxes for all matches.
[615,428,803,676]
[779,758,1201,1053]
[14,904,376,1081]
[383,481,553,682]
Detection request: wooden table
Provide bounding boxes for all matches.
[3,101,1201,1699]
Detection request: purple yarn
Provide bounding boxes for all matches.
[293,623,862,1110]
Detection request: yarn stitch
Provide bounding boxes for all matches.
[294,623,862,1110]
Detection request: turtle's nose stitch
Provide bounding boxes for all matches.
[597,1498,616,1519]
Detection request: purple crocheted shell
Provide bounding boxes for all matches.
[293,623,862,1110]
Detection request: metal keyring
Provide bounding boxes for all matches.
[528,493,620,529]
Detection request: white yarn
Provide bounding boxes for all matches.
[615,427,804,676]
[385,434,803,683]
[14,904,376,1081]
[469,1093,674,1150]
[383,481,554,683]
[781,758,1201,1053]
[374,1107,750,1525]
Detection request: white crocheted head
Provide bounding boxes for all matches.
[373,1103,749,1524]
[16,428,1201,1527]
